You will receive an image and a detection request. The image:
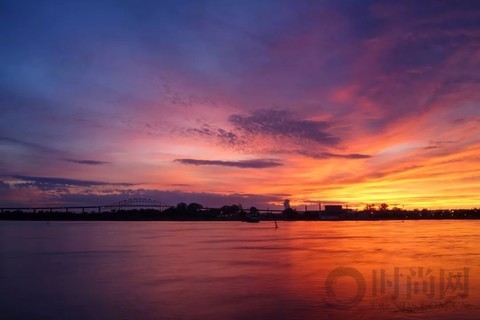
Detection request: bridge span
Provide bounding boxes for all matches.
[0,198,172,214]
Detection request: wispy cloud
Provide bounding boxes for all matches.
[174,158,282,168]
[0,136,58,153]
[422,140,456,150]
[9,175,134,188]
[185,124,243,148]
[65,159,111,165]
[298,150,371,160]
[229,109,339,146]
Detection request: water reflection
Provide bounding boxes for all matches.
[0,221,479,319]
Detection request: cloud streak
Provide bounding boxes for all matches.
[9,175,134,188]
[65,159,111,165]
[298,151,372,160]
[174,158,282,168]
[0,136,59,154]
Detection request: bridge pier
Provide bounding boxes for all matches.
[98,206,101,213]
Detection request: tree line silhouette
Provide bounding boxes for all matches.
[0,202,479,221]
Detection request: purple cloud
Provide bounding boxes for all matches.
[298,150,371,160]
[10,175,134,189]
[186,125,243,148]
[0,136,59,154]
[65,159,111,165]
[229,109,339,146]
[174,158,282,168]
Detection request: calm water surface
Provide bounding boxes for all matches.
[0,221,479,319]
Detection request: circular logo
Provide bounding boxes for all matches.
[324,267,366,309]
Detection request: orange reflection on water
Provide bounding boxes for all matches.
[0,220,479,320]
[283,221,480,319]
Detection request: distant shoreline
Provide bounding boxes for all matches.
[1,209,480,222]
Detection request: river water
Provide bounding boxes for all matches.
[0,220,479,319]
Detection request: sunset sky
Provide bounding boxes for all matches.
[1,0,480,209]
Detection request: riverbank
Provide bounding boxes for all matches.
[1,209,480,221]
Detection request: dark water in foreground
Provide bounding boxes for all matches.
[0,221,479,320]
